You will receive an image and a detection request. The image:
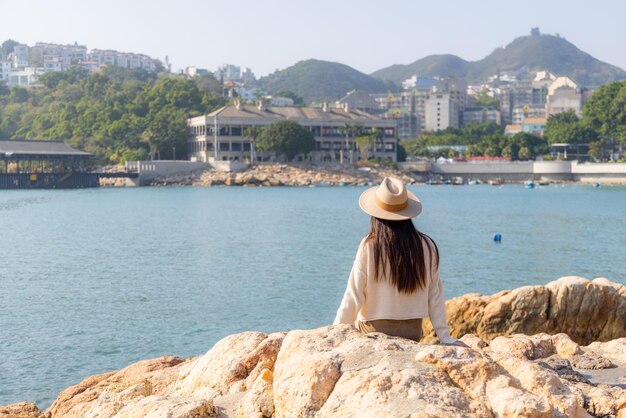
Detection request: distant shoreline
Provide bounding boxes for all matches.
[100,162,626,187]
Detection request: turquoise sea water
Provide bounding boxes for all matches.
[0,184,625,408]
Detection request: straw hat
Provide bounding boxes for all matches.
[359,177,422,220]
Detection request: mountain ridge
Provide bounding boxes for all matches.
[371,33,626,86]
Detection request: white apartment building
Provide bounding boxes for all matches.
[546,76,583,116]
[0,61,11,82]
[424,93,460,132]
[87,49,157,71]
[11,44,30,67]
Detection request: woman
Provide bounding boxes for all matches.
[334,177,465,346]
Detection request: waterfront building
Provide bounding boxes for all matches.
[187,102,398,164]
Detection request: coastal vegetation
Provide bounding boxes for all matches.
[0,66,226,163]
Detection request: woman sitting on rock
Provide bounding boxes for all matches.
[334,177,466,346]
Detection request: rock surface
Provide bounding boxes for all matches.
[4,277,626,417]
[422,276,626,345]
[148,163,417,187]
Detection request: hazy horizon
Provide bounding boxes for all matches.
[3,0,626,77]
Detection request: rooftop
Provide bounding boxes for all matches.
[200,104,387,123]
[0,140,95,159]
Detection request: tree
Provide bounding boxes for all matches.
[588,141,603,161]
[244,126,259,163]
[274,90,304,106]
[356,135,374,160]
[582,80,626,145]
[475,88,500,110]
[545,110,597,145]
[1,39,19,59]
[256,120,315,160]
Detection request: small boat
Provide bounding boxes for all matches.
[525,181,536,189]
[538,181,549,186]
[593,182,601,188]
[488,179,503,186]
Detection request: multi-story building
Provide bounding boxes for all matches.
[0,61,11,82]
[215,64,241,83]
[462,108,501,125]
[33,42,88,72]
[7,67,42,86]
[87,49,157,71]
[11,44,30,67]
[424,92,460,132]
[187,102,398,163]
[546,76,583,116]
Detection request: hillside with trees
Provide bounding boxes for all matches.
[256,59,392,104]
[372,31,626,86]
[0,67,226,163]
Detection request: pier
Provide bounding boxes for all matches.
[0,139,135,189]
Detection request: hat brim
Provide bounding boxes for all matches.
[358,186,422,221]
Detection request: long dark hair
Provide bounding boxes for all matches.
[367,217,439,293]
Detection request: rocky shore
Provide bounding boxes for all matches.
[147,164,417,187]
[3,276,625,417]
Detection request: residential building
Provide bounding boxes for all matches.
[424,92,460,132]
[0,61,11,82]
[462,107,501,125]
[521,117,547,136]
[33,42,88,72]
[215,64,241,83]
[7,67,42,86]
[546,76,583,116]
[11,44,30,67]
[187,102,398,163]
[240,67,256,84]
[87,49,157,71]
[504,124,523,136]
[183,66,209,77]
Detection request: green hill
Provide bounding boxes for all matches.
[256,59,390,104]
[371,34,626,86]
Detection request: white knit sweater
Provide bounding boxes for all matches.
[333,236,455,344]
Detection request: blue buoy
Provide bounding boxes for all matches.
[493,233,502,242]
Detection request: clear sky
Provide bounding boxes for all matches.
[2,0,625,77]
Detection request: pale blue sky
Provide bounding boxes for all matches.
[2,0,625,77]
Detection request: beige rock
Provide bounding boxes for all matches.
[0,402,41,418]
[496,357,588,417]
[423,276,626,345]
[113,396,217,418]
[172,332,284,399]
[44,356,186,418]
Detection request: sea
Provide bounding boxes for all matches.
[1,184,625,408]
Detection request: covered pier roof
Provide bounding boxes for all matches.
[0,140,96,160]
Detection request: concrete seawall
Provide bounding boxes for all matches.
[400,160,626,183]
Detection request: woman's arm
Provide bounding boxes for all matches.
[333,263,366,325]
[427,255,456,344]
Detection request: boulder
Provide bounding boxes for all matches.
[423,276,626,345]
[0,402,41,418]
